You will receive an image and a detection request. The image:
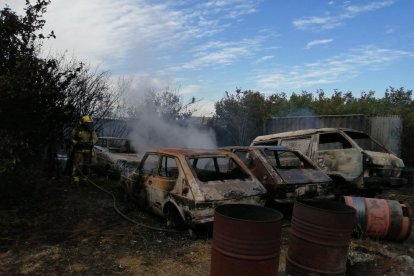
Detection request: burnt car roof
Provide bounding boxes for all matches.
[253,128,364,142]
[145,148,236,157]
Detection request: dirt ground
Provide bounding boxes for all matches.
[1,175,413,275]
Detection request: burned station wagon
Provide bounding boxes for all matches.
[93,137,143,178]
[252,128,406,194]
[121,148,267,228]
[223,146,333,203]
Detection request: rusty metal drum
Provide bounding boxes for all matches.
[210,204,283,276]
[347,258,388,276]
[286,200,356,276]
[343,196,412,241]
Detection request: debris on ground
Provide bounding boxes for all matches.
[0,175,413,275]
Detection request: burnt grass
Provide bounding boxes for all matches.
[1,174,414,275]
[0,175,211,275]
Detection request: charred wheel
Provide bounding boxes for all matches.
[165,205,185,229]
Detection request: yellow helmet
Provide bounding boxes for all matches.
[81,115,93,124]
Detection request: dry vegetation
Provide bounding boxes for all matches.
[1,175,413,275]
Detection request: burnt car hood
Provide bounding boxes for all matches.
[197,179,266,202]
[364,150,404,168]
[109,153,143,162]
[276,168,332,185]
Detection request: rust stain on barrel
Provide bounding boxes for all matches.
[286,200,356,275]
[210,204,283,276]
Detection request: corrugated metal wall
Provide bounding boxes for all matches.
[370,115,401,156]
[264,115,401,156]
[95,118,131,137]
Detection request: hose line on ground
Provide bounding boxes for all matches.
[75,165,179,233]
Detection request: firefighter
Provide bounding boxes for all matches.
[71,115,98,183]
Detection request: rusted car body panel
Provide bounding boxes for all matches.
[252,128,406,192]
[121,148,267,227]
[223,146,333,203]
[92,137,143,178]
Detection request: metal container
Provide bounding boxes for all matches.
[210,204,283,276]
[343,196,412,241]
[286,200,356,276]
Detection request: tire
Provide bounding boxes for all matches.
[108,170,121,180]
[165,206,185,230]
[330,176,349,196]
[188,228,199,240]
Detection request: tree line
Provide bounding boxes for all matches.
[209,87,414,165]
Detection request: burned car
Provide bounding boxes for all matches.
[121,148,267,228]
[92,137,143,178]
[252,128,406,194]
[223,146,333,203]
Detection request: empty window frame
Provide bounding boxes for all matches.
[233,150,255,169]
[280,136,312,154]
[159,156,179,178]
[262,149,313,169]
[344,131,388,153]
[141,154,159,174]
[189,156,249,182]
[318,133,352,151]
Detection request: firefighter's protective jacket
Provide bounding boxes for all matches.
[71,126,98,152]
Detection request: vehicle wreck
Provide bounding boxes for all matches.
[223,146,333,203]
[121,148,267,228]
[252,128,406,194]
[92,137,143,178]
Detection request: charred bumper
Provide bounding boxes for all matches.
[363,176,407,188]
[272,183,334,204]
[273,194,334,204]
[188,196,266,227]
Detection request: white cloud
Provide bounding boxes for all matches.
[345,0,394,13]
[293,16,341,31]
[165,38,262,72]
[254,55,275,63]
[293,0,395,31]
[180,84,203,95]
[256,46,414,89]
[305,39,334,49]
[5,0,260,69]
[41,0,178,66]
[201,0,259,18]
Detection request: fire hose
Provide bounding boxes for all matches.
[75,165,179,233]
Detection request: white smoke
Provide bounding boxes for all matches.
[119,79,217,152]
[128,112,217,153]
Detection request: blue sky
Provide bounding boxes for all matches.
[3,0,414,115]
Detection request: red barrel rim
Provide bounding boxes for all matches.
[214,204,283,223]
[295,199,356,214]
